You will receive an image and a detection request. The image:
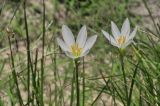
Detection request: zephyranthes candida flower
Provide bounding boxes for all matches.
[102,18,137,49]
[57,25,97,59]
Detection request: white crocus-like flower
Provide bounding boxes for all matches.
[57,25,97,59]
[102,18,137,49]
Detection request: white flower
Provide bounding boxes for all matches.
[57,25,97,59]
[102,18,137,49]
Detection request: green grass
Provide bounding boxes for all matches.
[0,0,160,106]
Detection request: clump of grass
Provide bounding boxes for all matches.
[0,0,160,106]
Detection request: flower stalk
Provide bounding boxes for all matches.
[70,64,75,106]
[82,57,85,106]
[119,49,129,105]
[75,59,80,106]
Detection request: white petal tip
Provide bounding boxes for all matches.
[126,18,129,21]
[82,25,86,28]
[111,21,114,24]
[93,35,98,39]
[101,30,105,33]
[125,18,130,24]
[81,25,87,31]
[62,24,67,27]
[111,21,116,25]
[62,25,68,29]
[101,30,107,34]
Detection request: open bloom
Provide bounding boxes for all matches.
[57,25,97,59]
[102,18,137,49]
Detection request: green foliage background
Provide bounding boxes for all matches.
[0,0,160,106]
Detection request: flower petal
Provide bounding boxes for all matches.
[82,35,97,55]
[62,25,75,46]
[128,26,137,40]
[102,30,117,46]
[76,25,87,48]
[57,38,70,52]
[121,18,130,36]
[65,51,75,59]
[80,49,90,57]
[84,35,97,49]
[121,40,132,49]
[111,21,120,38]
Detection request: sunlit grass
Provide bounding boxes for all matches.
[0,0,160,106]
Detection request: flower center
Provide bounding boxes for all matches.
[70,44,82,58]
[117,36,126,45]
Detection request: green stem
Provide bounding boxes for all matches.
[8,36,23,106]
[91,86,106,106]
[24,1,34,105]
[54,48,57,106]
[40,0,45,105]
[70,65,75,106]
[82,57,85,106]
[120,51,129,105]
[92,69,109,105]
[75,59,80,106]
[31,50,38,105]
[34,49,40,105]
[40,60,44,106]
[53,24,57,106]
[9,76,14,106]
[128,62,139,106]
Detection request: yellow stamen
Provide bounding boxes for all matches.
[117,36,126,45]
[70,44,82,58]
